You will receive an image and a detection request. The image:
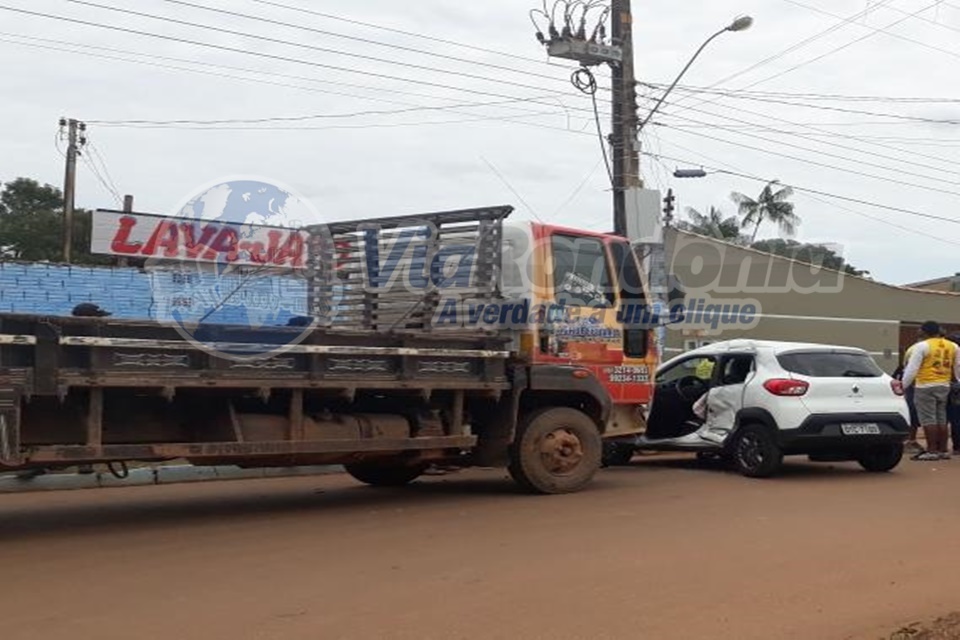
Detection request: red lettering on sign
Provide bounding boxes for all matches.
[180,223,219,259]
[99,212,307,267]
[209,227,240,263]
[243,241,268,264]
[110,215,143,255]
[275,233,304,268]
[142,221,179,257]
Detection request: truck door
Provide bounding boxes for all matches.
[539,231,655,405]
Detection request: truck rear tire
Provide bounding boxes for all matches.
[508,407,602,494]
[344,462,426,487]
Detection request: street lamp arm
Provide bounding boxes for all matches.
[637,27,727,132]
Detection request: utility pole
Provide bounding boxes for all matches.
[60,117,86,264]
[610,0,642,237]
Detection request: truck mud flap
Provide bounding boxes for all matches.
[0,389,21,467]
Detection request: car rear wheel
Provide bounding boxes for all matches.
[731,424,783,478]
[856,443,904,473]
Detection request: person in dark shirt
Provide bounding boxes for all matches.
[948,334,960,455]
[893,351,921,453]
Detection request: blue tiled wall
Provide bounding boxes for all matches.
[0,262,308,325]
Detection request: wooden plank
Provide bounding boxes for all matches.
[289,389,304,441]
[24,435,479,463]
[86,387,103,447]
[55,374,510,390]
[58,336,509,359]
[449,389,464,436]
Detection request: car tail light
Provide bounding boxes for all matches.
[890,379,904,396]
[763,378,809,396]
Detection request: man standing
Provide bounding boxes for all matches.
[901,321,960,461]
[948,334,960,455]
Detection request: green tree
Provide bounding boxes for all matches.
[679,206,743,242]
[750,238,867,276]
[0,177,109,264]
[730,180,801,242]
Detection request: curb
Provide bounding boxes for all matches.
[0,464,344,494]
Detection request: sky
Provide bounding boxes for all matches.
[2,0,959,285]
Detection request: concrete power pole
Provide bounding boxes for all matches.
[610,0,642,237]
[60,117,86,264]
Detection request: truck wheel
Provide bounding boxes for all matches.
[856,443,904,473]
[602,441,635,467]
[508,407,602,494]
[344,462,426,487]
[731,424,782,478]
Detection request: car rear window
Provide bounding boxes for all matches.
[776,351,883,377]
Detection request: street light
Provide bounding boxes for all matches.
[637,15,754,132]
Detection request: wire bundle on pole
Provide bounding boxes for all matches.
[571,66,614,187]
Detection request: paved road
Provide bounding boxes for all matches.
[1,455,958,640]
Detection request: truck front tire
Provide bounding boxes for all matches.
[508,407,602,494]
[344,462,426,487]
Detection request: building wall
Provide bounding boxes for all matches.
[663,230,960,372]
[907,277,960,293]
[0,261,308,325]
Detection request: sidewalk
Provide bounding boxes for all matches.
[0,464,343,494]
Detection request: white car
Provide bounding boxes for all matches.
[610,340,911,478]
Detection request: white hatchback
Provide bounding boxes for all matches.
[613,340,911,478]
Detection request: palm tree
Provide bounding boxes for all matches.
[683,206,741,241]
[730,180,801,243]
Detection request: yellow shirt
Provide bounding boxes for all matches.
[695,359,715,380]
[903,337,958,387]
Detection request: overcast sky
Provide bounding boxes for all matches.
[2,0,959,285]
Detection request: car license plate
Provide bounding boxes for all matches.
[841,423,881,435]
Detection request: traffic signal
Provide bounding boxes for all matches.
[662,188,676,224]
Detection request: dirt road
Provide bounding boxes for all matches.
[2,456,958,640]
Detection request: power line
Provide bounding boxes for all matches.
[658,85,960,125]
[0,32,580,126]
[480,156,543,222]
[571,67,613,187]
[646,94,960,177]
[87,97,580,127]
[642,149,960,226]
[250,0,563,69]
[746,0,944,86]
[84,140,123,199]
[796,190,960,249]
[0,5,609,121]
[655,114,960,199]
[645,82,960,105]
[151,0,578,89]
[63,0,591,107]
[740,1,947,88]
[80,152,121,205]
[666,0,897,112]
[781,0,960,57]
[643,139,960,247]
[667,0,942,117]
